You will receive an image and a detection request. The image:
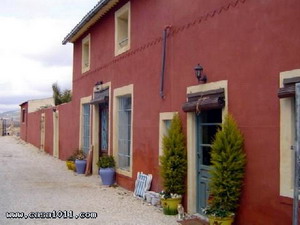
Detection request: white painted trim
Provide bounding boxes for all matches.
[92,82,112,175]
[158,112,178,163]
[79,96,92,151]
[279,69,300,198]
[82,34,91,73]
[113,84,134,178]
[186,80,228,214]
[114,1,131,56]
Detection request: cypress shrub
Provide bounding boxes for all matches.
[206,114,246,217]
[160,114,187,197]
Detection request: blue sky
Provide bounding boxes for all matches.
[0,0,98,113]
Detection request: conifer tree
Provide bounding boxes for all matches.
[160,114,187,196]
[208,114,246,216]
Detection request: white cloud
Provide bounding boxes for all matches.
[0,104,19,112]
[0,0,98,113]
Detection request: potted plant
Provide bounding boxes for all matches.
[66,155,76,171]
[97,155,116,185]
[74,150,87,174]
[204,114,246,225]
[159,114,187,215]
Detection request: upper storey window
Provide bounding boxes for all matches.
[115,2,130,56]
[82,34,90,73]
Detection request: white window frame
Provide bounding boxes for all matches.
[279,69,300,198]
[113,84,134,177]
[79,96,92,152]
[115,2,131,56]
[82,34,91,73]
[158,112,177,163]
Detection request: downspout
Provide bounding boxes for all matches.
[160,26,171,99]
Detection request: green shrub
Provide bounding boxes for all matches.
[97,155,115,168]
[206,114,246,217]
[160,114,187,196]
[75,150,86,160]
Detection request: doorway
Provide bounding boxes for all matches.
[91,84,110,175]
[99,103,108,157]
[196,109,222,214]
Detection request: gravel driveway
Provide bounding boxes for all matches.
[0,136,178,225]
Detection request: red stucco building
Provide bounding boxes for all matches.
[20,0,300,224]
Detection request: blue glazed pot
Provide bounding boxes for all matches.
[99,168,116,185]
[75,159,87,174]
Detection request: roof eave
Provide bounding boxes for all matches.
[62,0,120,45]
[19,101,28,107]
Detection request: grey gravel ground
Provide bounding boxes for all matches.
[0,136,178,225]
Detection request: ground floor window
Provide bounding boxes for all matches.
[113,84,134,177]
[158,112,177,161]
[82,104,91,155]
[117,96,132,170]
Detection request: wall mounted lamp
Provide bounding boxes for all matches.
[95,81,103,86]
[194,64,207,83]
[95,81,103,91]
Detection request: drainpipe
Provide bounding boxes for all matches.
[160,25,171,99]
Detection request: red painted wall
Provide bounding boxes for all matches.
[20,0,300,224]
[57,102,78,160]
[19,103,76,160]
[70,0,300,224]
[44,109,53,155]
[26,111,41,149]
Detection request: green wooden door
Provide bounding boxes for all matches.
[196,109,222,214]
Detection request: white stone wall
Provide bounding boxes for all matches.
[28,97,54,113]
